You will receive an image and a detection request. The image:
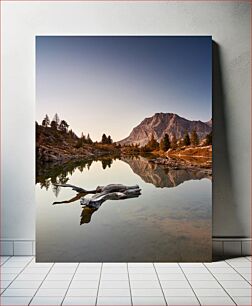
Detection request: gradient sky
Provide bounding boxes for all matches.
[36,36,212,141]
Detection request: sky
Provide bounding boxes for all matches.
[36,36,212,141]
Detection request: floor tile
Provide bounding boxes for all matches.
[40,280,71,288]
[50,267,77,274]
[225,288,252,296]
[1,267,24,274]
[66,288,98,296]
[2,288,37,296]
[129,273,157,281]
[130,280,160,289]
[189,280,221,288]
[163,288,195,296]
[0,256,10,264]
[62,296,96,305]
[99,281,129,289]
[207,267,236,274]
[194,288,228,296]
[77,267,101,273]
[128,267,156,274]
[165,296,200,305]
[128,263,153,268]
[234,267,252,274]
[227,257,250,263]
[46,273,73,281]
[35,288,67,296]
[132,296,166,305]
[198,296,235,305]
[232,296,252,305]
[182,267,209,274]
[131,288,163,296]
[1,274,18,281]
[160,280,190,288]
[0,296,32,305]
[22,267,50,274]
[0,280,13,289]
[180,263,205,267]
[158,273,186,281]
[16,273,46,281]
[205,261,230,267]
[101,274,128,281]
[98,288,130,296]
[101,267,128,274]
[154,263,179,268]
[228,261,252,268]
[219,280,252,288]
[2,261,28,268]
[181,273,214,281]
[7,257,33,262]
[214,273,245,281]
[74,273,100,281]
[30,296,64,305]
[70,280,99,289]
[53,263,78,268]
[8,280,42,289]
[155,267,182,274]
[79,263,102,267]
[241,274,252,283]
[97,296,131,305]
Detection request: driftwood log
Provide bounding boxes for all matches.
[55,183,141,209]
[54,184,141,224]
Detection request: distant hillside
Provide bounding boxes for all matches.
[118,113,212,147]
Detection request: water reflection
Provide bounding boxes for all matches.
[122,156,211,188]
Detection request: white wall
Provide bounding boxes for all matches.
[1,1,251,240]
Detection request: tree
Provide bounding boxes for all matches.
[160,133,170,151]
[146,134,159,151]
[52,113,60,129]
[50,120,57,130]
[86,134,93,144]
[42,114,50,127]
[59,120,69,133]
[101,134,108,144]
[107,135,113,144]
[183,131,191,146]
[171,134,177,149]
[205,131,212,145]
[190,130,199,146]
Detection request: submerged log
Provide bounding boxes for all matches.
[54,184,96,194]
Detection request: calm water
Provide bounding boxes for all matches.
[36,156,212,262]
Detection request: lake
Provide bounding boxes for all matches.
[36,156,212,262]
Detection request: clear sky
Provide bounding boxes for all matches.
[36,36,212,141]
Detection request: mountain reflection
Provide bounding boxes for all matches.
[122,156,211,188]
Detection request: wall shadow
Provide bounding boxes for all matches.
[212,41,244,259]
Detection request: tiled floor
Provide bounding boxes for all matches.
[0,256,251,305]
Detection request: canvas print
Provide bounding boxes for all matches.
[36,36,212,262]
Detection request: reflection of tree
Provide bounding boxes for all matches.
[36,155,120,191]
[101,158,113,169]
[52,184,61,197]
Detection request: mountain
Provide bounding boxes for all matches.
[118,113,212,147]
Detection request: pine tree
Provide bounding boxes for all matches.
[42,114,50,127]
[146,134,159,151]
[160,133,170,151]
[205,131,212,145]
[183,131,191,146]
[52,113,60,129]
[107,135,113,144]
[102,134,108,144]
[171,134,177,149]
[59,120,69,133]
[87,134,93,144]
[190,130,199,146]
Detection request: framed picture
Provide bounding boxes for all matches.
[36,36,212,262]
